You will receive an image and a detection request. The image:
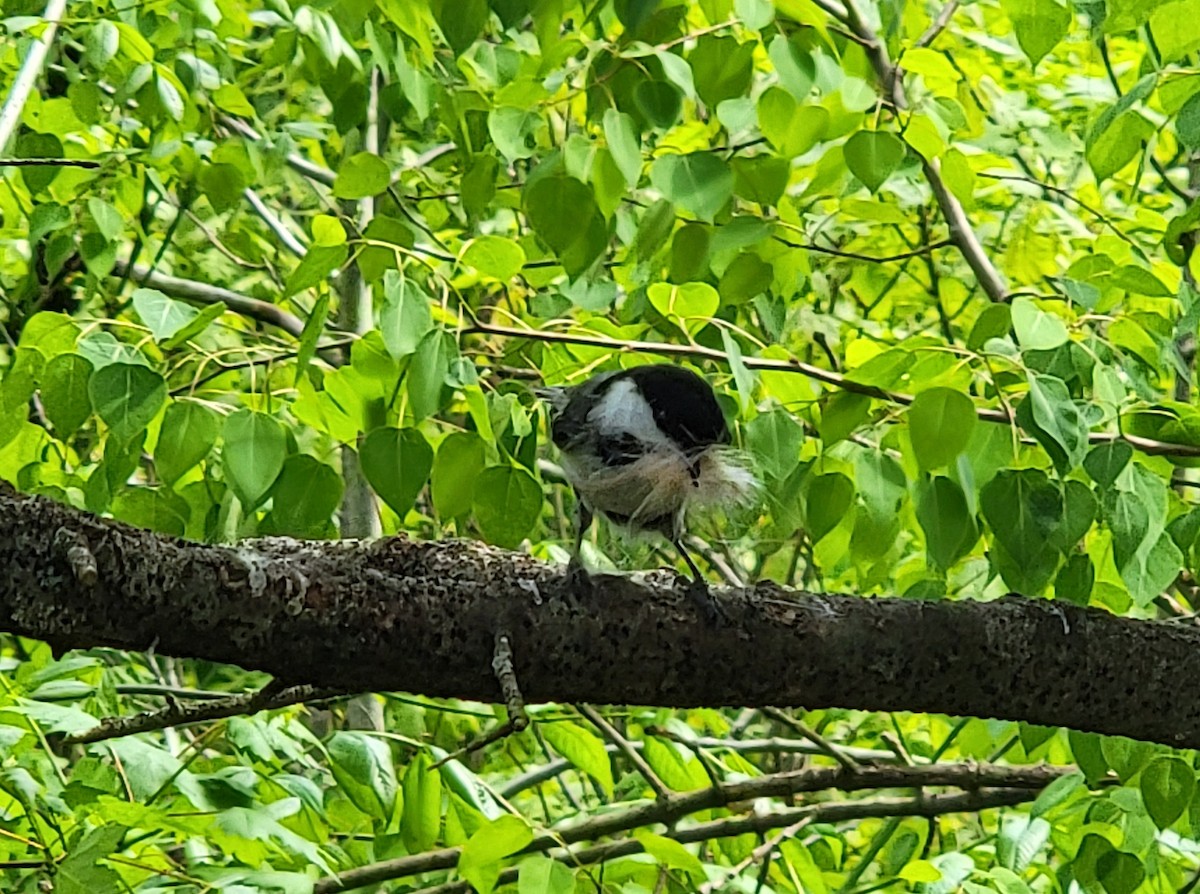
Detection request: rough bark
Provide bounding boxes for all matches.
[2,480,1197,747]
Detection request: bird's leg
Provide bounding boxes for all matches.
[671,536,726,625]
[568,496,594,595]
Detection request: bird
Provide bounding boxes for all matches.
[539,363,756,620]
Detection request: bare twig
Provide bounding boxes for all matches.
[0,158,101,168]
[432,631,529,769]
[916,0,960,47]
[243,188,307,257]
[61,684,342,746]
[763,706,863,773]
[578,704,671,800]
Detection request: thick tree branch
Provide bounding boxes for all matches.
[3,482,1200,749]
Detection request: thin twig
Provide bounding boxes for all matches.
[763,706,863,773]
[916,0,960,47]
[578,704,671,800]
[61,684,342,746]
[431,631,529,768]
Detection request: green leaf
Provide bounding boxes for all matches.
[522,174,608,275]
[488,106,544,162]
[819,391,873,445]
[669,223,711,282]
[746,409,805,480]
[602,109,641,187]
[719,253,774,304]
[57,822,126,894]
[843,130,906,192]
[967,304,1013,350]
[41,354,94,437]
[458,815,534,894]
[431,432,486,519]
[1001,0,1072,65]
[915,476,978,570]
[162,301,226,349]
[434,0,488,55]
[408,330,457,421]
[804,472,854,543]
[334,152,391,199]
[1084,442,1132,490]
[463,235,526,280]
[908,388,977,470]
[980,469,1062,593]
[197,162,246,213]
[1030,770,1084,817]
[89,363,167,441]
[634,830,706,880]
[757,87,829,158]
[361,427,434,519]
[401,753,443,853]
[518,857,574,894]
[359,215,414,282]
[1087,107,1154,182]
[327,731,397,820]
[649,153,734,221]
[1011,296,1069,350]
[221,410,287,510]
[1140,756,1195,829]
[155,400,220,485]
[731,155,790,206]
[541,720,614,796]
[86,197,123,241]
[1096,850,1145,894]
[1150,0,1200,62]
[1020,373,1088,474]
[690,35,754,108]
[472,465,541,548]
[20,310,80,359]
[132,287,200,343]
[634,79,683,128]
[647,282,719,336]
[85,20,119,69]
[380,273,434,359]
[111,487,188,536]
[284,244,348,297]
[294,293,329,384]
[269,455,343,536]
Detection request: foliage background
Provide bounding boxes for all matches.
[5,0,1200,890]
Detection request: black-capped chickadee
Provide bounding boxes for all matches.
[540,364,755,620]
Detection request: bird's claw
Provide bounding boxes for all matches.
[567,557,594,598]
[684,577,728,626]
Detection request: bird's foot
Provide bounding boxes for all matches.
[566,557,594,599]
[683,577,728,626]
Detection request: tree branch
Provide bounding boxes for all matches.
[313,764,1064,892]
[4,481,1200,750]
[0,0,68,155]
[406,789,1041,894]
[819,0,1008,301]
[109,259,306,338]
